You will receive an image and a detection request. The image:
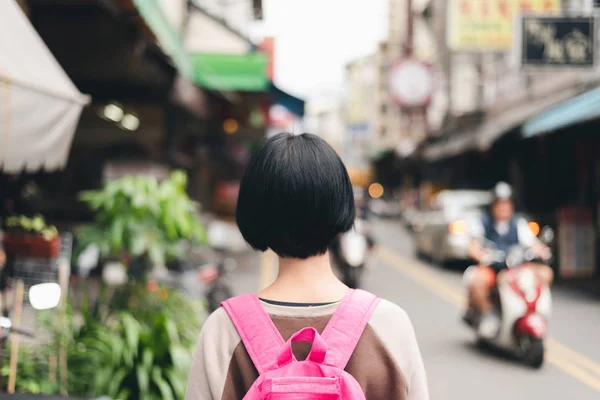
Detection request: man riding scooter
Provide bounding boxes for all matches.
[464,182,553,339]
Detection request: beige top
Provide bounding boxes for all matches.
[185,299,429,400]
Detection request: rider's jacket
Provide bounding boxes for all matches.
[481,213,520,255]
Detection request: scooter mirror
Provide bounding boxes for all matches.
[29,283,61,310]
[540,226,554,244]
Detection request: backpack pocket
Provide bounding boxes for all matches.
[265,376,341,399]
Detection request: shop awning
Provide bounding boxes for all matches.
[133,0,193,80]
[423,130,478,161]
[523,86,600,138]
[270,83,305,117]
[192,53,269,92]
[476,86,583,150]
[0,0,90,173]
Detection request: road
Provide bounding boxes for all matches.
[228,218,600,400]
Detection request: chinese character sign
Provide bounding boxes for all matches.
[448,0,561,51]
[521,17,595,67]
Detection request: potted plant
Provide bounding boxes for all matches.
[76,170,206,280]
[2,215,60,258]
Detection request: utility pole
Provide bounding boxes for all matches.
[401,0,414,145]
[401,0,428,143]
[404,0,414,57]
[433,0,452,128]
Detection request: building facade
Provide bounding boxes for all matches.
[344,55,379,169]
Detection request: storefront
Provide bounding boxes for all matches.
[190,52,305,215]
[521,86,600,279]
[12,0,207,222]
[0,0,91,221]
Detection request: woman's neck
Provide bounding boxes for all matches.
[258,251,349,304]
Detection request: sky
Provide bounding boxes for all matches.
[250,0,387,102]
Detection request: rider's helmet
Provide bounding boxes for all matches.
[492,182,513,203]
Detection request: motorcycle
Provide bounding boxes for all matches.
[462,232,553,368]
[331,219,373,288]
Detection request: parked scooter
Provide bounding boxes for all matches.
[462,229,554,368]
[331,219,373,288]
[199,258,236,314]
[151,218,242,310]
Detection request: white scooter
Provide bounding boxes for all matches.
[463,233,553,368]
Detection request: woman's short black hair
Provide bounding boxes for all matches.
[236,132,355,259]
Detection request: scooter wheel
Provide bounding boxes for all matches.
[520,336,545,369]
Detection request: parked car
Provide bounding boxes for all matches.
[412,190,492,265]
[369,198,402,218]
[412,190,545,267]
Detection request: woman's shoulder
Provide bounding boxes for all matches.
[198,307,242,356]
[367,299,419,365]
[202,306,238,333]
[370,298,415,334]
[200,297,417,351]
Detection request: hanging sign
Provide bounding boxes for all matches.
[519,16,595,67]
[447,0,561,51]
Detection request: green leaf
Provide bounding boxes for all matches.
[106,367,128,398]
[165,369,187,399]
[142,347,154,369]
[110,216,126,251]
[120,312,141,358]
[152,367,175,400]
[148,245,166,266]
[117,388,132,400]
[163,217,178,240]
[169,345,192,373]
[131,234,148,257]
[165,318,180,345]
[136,365,150,397]
[92,367,113,394]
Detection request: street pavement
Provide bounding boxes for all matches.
[227,218,600,400]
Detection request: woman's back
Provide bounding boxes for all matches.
[186,298,427,400]
[184,133,428,399]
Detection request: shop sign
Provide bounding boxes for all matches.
[519,16,595,67]
[388,59,433,108]
[447,0,561,51]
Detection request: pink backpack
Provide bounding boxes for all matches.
[221,289,381,399]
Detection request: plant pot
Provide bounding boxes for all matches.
[2,232,60,259]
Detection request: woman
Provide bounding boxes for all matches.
[185,133,429,400]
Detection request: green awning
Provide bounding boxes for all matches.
[523,86,600,138]
[191,53,269,92]
[133,0,193,79]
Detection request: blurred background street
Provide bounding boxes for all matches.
[235,218,600,400]
[2,0,600,398]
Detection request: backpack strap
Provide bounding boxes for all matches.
[321,289,381,369]
[221,294,285,375]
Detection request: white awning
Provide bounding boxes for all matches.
[0,0,90,173]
